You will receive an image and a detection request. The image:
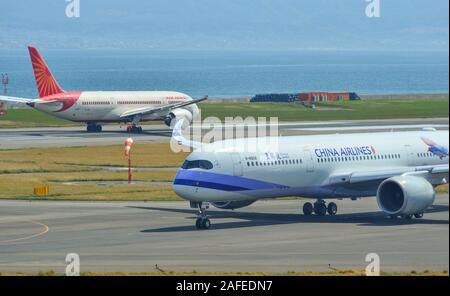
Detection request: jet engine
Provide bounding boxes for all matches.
[376,176,435,216]
[212,200,256,210]
[164,109,193,128]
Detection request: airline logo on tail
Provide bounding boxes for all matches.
[421,137,449,159]
[27,46,81,113]
[28,46,64,98]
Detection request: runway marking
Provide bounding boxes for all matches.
[0,220,49,245]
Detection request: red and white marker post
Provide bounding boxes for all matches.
[124,138,134,184]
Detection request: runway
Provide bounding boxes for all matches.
[0,118,448,149]
[0,194,448,273]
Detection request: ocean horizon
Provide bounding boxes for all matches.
[0,49,448,99]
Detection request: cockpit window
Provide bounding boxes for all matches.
[182,160,213,170]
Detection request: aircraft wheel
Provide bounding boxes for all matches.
[414,212,424,219]
[129,126,142,133]
[303,202,313,216]
[403,214,413,220]
[202,218,211,230]
[195,218,203,229]
[96,125,102,132]
[327,202,338,216]
[314,202,327,216]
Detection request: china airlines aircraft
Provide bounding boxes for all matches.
[0,47,206,133]
[171,121,449,229]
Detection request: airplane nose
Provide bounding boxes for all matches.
[173,169,192,199]
[173,168,207,201]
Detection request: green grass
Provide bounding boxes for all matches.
[0,99,448,128]
[0,144,186,201]
[199,99,449,122]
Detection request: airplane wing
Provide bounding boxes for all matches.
[120,96,207,119]
[0,95,34,104]
[325,164,449,187]
[171,119,205,150]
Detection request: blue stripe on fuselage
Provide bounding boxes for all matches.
[173,170,289,192]
[173,179,249,191]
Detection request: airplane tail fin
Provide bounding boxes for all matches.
[28,46,64,98]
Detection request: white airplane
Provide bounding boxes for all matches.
[172,121,449,229]
[0,47,206,133]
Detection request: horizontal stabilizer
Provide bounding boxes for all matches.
[0,96,34,104]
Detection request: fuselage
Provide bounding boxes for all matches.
[32,91,197,123]
[173,130,449,202]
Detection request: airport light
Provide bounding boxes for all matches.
[1,73,8,95]
[0,73,8,116]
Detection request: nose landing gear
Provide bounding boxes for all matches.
[302,200,338,216]
[195,202,211,230]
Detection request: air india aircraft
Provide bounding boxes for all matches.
[0,47,206,133]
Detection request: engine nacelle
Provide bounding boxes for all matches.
[376,176,435,216]
[164,109,193,128]
[212,200,256,210]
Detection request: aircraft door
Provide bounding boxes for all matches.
[72,99,81,119]
[403,144,415,166]
[302,147,315,173]
[231,153,243,176]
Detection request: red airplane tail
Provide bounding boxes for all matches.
[28,46,64,98]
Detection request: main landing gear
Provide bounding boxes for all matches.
[126,115,144,133]
[126,124,143,134]
[303,200,338,216]
[86,122,102,132]
[195,202,211,230]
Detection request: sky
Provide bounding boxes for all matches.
[0,0,448,50]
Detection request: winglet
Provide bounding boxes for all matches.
[171,119,204,150]
[172,119,185,144]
